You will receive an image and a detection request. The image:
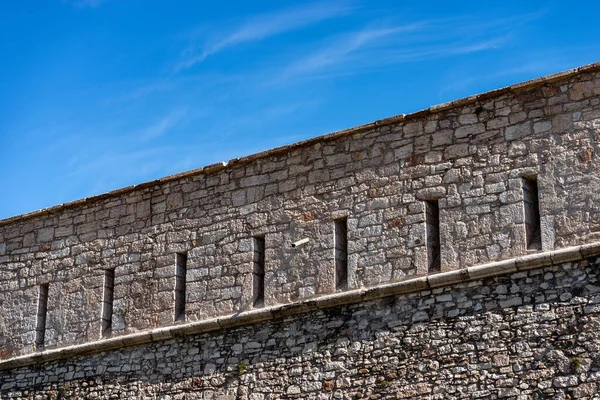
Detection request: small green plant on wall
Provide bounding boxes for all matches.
[237,361,248,375]
[571,357,582,372]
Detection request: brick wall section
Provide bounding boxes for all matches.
[0,67,599,359]
[1,256,599,399]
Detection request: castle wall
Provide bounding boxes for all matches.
[0,67,599,360]
[1,255,599,399]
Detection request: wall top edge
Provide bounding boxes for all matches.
[1,241,598,371]
[1,61,599,228]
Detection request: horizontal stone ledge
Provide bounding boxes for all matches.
[467,259,517,280]
[515,252,552,271]
[1,242,599,371]
[428,269,469,288]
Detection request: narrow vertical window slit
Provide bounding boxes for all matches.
[35,283,49,349]
[425,200,441,273]
[102,269,115,338]
[523,176,542,250]
[334,218,348,290]
[174,252,187,322]
[253,236,265,308]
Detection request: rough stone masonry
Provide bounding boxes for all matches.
[0,61,600,398]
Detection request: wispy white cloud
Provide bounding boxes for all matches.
[62,0,112,8]
[103,82,173,105]
[211,101,319,139]
[441,61,552,96]
[276,23,425,82]
[268,13,543,84]
[379,35,509,65]
[137,108,189,141]
[175,1,353,72]
[66,145,207,199]
[438,45,600,98]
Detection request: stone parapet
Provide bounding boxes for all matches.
[1,62,600,361]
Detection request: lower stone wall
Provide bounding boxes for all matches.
[2,255,600,399]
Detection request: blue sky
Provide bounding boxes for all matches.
[1,0,599,219]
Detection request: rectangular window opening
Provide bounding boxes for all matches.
[253,236,265,308]
[174,252,187,322]
[425,199,441,273]
[35,284,49,349]
[334,218,348,290]
[101,269,115,338]
[523,176,542,250]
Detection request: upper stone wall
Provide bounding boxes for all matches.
[1,64,599,360]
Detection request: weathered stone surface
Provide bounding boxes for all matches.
[1,257,599,399]
[0,63,600,398]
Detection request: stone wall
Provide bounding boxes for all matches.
[1,254,600,399]
[0,64,600,362]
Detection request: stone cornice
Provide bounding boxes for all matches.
[1,241,598,371]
